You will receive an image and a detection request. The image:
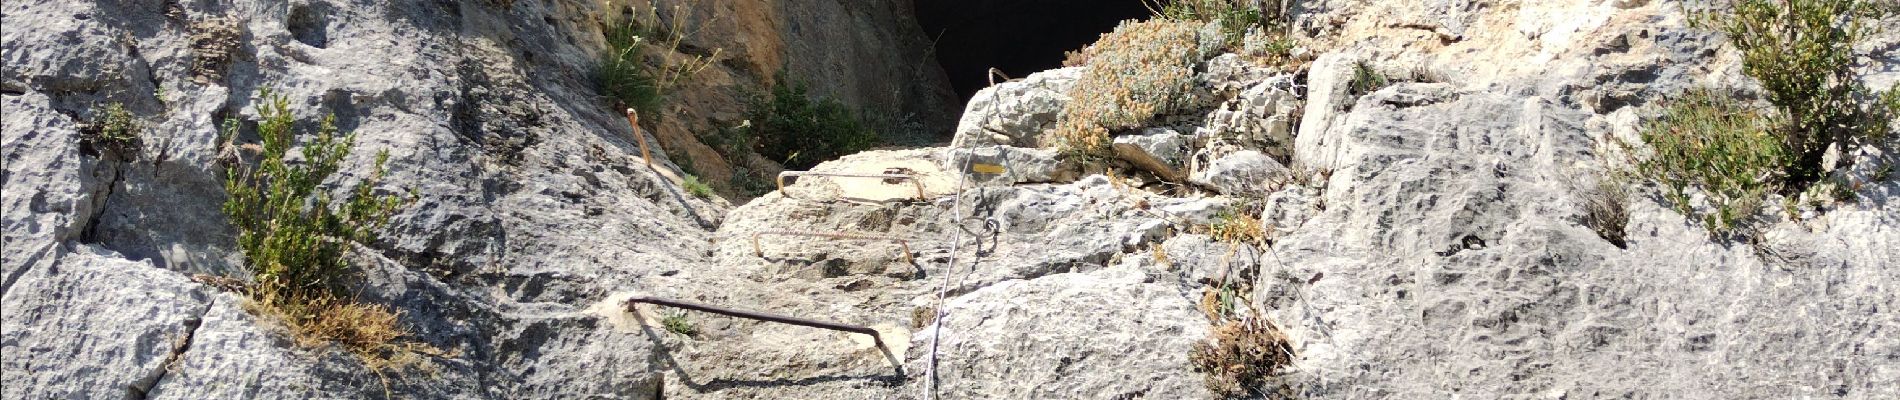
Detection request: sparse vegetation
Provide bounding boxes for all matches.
[597,19,663,120]
[1189,316,1295,398]
[597,3,721,122]
[683,174,714,198]
[83,102,140,155]
[1694,0,1898,186]
[1635,89,1786,234]
[1054,20,1205,156]
[1626,0,1897,236]
[1581,175,1632,248]
[1190,201,1295,397]
[1145,0,1297,66]
[1145,0,1272,48]
[1347,61,1390,97]
[1207,208,1264,245]
[661,312,699,337]
[1240,28,1300,68]
[220,88,423,372]
[745,78,879,170]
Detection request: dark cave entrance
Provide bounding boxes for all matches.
[914,0,1154,102]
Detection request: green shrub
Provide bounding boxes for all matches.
[1632,0,1898,235]
[1696,0,1898,185]
[661,312,699,337]
[682,174,713,198]
[746,79,879,170]
[84,102,140,155]
[220,88,416,369]
[1636,89,1788,234]
[1347,61,1390,97]
[1054,20,1205,156]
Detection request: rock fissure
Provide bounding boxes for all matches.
[124,296,213,400]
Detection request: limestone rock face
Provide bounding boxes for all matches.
[7,0,1900,398]
[1,0,937,397]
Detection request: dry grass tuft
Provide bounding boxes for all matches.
[1189,316,1295,398]
[189,17,242,83]
[1207,209,1264,245]
[1581,176,1631,248]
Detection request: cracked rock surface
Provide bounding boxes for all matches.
[6,0,1900,399]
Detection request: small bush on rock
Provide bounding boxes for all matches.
[1146,0,1274,48]
[746,78,879,170]
[598,18,664,119]
[1696,0,1898,186]
[83,102,141,156]
[1636,89,1787,234]
[220,88,420,371]
[1347,61,1390,98]
[1633,0,1897,236]
[661,312,699,337]
[683,174,714,198]
[1208,208,1264,245]
[1054,20,1205,156]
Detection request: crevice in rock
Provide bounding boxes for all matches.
[288,3,332,48]
[124,296,214,400]
[79,159,128,245]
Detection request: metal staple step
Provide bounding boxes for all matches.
[777,171,926,200]
[625,296,883,349]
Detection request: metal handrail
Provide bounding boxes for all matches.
[625,296,883,349]
[776,171,926,200]
[751,229,915,264]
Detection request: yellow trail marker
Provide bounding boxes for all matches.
[970,163,1006,174]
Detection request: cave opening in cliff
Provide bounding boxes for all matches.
[914,0,1155,102]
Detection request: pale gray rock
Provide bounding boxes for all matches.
[1201,75,1302,160]
[950,67,1083,148]
[1191,150,1289,196]
[916,264,1211,400]
[1,245,211,400]
[7,0,1900,398]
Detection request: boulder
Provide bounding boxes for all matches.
[951,67,1084,148]
[1190,150,1289,196]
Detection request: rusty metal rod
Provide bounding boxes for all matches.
[626,296,883,348]
[751,229,915,264]
[777,171,926,200]
[625,108,653,167]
